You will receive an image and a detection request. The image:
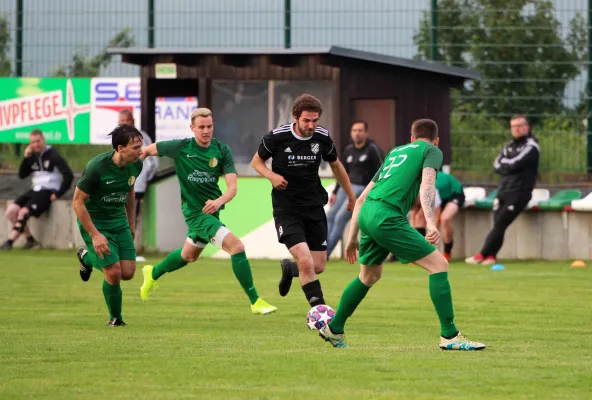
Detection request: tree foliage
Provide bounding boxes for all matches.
[52,28,135,77]
[0,15,11,76]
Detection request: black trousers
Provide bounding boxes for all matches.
[480,191,532,258]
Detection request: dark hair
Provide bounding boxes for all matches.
[351,120,368,131]
[292,94,323,119]
[30,129,43,137]
[108,124,142,150]
[119,109,134,119]
[411,119,438,140]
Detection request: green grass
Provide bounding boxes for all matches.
[1,251,591,399]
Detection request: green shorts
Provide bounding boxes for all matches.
[358,199,436,265]
[185,212,226,248]
[79,225,136,270]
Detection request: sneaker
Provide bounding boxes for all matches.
[107,318,127,327]
[465,253,484,264]
[77,247,93,282]
[140,265,159,302]
[481,256,497,266]
[23,238,41,249]
[0,242,13,251]
[251,298,278,315]
[278,259,295,297]
[319,324,348,348]
[442,252,452,261]
[440,332,486,351]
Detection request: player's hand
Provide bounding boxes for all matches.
[50,193,57,202]
[425,222,440,245]
[346,195,356,211]
[329,193,337,206]
[269,173,288,190]
[202,199,223,214]
[91,233,110,259]
[345,238,359,264]
[24,145,33,158]
[130,228,136,241]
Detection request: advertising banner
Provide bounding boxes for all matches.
[0,78,91,144]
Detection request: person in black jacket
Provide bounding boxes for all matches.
[466,115,540,265]
[1,129,74,250]
[326,121,384,258]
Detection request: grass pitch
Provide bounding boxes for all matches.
[0,250,590,399]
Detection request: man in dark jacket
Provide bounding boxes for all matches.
[1,129,74,250]
[466,114,539,265]
[326,121,384,258]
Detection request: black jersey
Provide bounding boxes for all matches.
[257,123,338,208]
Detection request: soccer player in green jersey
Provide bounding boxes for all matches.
[139,108,277,316]
[319,119,486,350]
[435,171,465,260]
[73,124,144,326]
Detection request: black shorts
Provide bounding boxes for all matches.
[273,206,328,251]
[441,192,465,210]
[13,190,53,217]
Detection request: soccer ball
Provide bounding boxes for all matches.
[306,304,335,330]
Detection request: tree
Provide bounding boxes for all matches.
[52,28,135,77]
[0,15,11,76]
[414,0,587,124]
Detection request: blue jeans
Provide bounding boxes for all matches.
[326,184,366,258]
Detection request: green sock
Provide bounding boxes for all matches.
[152,248,188,280]
[429,272,458,338]
[328,277,371,334]
[230,251,259,305]
[102,280,122,320]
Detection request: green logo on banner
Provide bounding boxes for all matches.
[0,78,91,144]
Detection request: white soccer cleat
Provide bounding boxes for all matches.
[440,332,486,351]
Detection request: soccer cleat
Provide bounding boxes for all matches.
[23,238,41,249]
[251,298,278,315]
[140,264,159,302]
[77,247,93,282]
[440,332,486,351]
[107,318,127,327]
[481,256,497,266]
[465,253,484,264]
[319,324,348,348]
[0,241,13,251]
[442,252,451,261]
[278,259,295,297]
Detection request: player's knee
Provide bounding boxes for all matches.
[121,266,136,280]
[181,247,200,263]
[227,239,245,255]
[17,207,30,219]
[359,267,381,286]
[314,262,326,274]
[104,263,122,283]
[296,255,315,276]
[432,257,449,273]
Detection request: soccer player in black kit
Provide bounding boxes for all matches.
[251,94,356,308]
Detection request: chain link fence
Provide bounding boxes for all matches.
[0,0,588,182]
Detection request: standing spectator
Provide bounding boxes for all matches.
[436,170,465,260]
[466,114,539,265]
[118,110,159,228]
[326,121,384,258]
[1,129,73,250]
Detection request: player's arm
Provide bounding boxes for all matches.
[251,134,288,190]
[141,143,158,160]
[344,181,376,264]
[329,159,356,210]
[72,187,110,258]
[419,167,440,244]
[494,142,539,175]
[202,173,238,214]
[125,188,136,237]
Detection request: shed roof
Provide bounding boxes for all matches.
[108,45,480,81]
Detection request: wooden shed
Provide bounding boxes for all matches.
[109,46,479,168]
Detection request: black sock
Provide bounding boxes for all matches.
[416,227,426,236]
[444,241,454,254]
[289,260,299,277]
[26,235,35,242]
[302,279,325,307]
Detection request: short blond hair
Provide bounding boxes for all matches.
[191,108,213,124]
